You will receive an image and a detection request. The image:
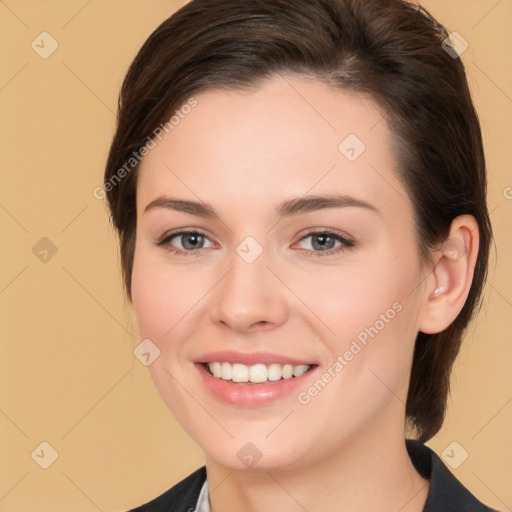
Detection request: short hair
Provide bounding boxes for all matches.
[104,0,492,442]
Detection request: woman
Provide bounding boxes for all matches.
[103,0,496,510]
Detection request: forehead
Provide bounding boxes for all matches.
[137,74,409,218]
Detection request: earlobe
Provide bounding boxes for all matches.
[418,215,480,334]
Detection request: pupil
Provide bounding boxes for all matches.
[184,234,202,250]
[314,234,333,250]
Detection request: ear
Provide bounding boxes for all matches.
[418,215,480,334]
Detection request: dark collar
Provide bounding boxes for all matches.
[130,441,495,511]
[406,439,494,511]
[129,464,207,512]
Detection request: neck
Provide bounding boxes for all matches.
[204,419,429,512]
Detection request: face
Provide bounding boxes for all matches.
[131,75,430,471]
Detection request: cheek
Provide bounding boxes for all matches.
[131,266,170,337]
[130,244,190,346]
[307,242,423,397]
[304,250,420,344]
[131,243,206,338]
[130,252,197,416]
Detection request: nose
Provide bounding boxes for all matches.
[209,245,289,333]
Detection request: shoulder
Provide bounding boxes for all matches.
[128,466,206,512]
[406,440,499,512]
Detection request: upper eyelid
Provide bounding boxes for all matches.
[297,229,352,241]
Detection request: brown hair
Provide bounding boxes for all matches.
[104,0,492,442]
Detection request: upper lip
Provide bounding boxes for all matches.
[195,350,316,366]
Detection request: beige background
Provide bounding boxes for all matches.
[1,1,511,510]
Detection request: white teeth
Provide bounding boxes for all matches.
[207,362,312,383]
[249,364,267,383]
[282,364,294,379]
[221,362,232,380]
[232,363,249,382]
[211,362,222,378]
[267,363,283,381]
[293,365,309,377]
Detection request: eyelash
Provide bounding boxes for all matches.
[154,228,355,258]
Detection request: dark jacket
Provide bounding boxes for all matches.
[129,440,497,511]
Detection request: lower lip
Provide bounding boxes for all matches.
[195,363,318,407]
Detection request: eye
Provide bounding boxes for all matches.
[155,230,215,256]
[294,229,354,257]
[154,228,354,258]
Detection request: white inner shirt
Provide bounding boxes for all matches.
[195,478,210,512]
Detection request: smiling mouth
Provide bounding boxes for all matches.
[202,361,317,383]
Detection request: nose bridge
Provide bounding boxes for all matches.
[209,236,287,331]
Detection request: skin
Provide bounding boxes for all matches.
[131,74,479,512]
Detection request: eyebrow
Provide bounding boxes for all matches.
[143,193,379,219]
